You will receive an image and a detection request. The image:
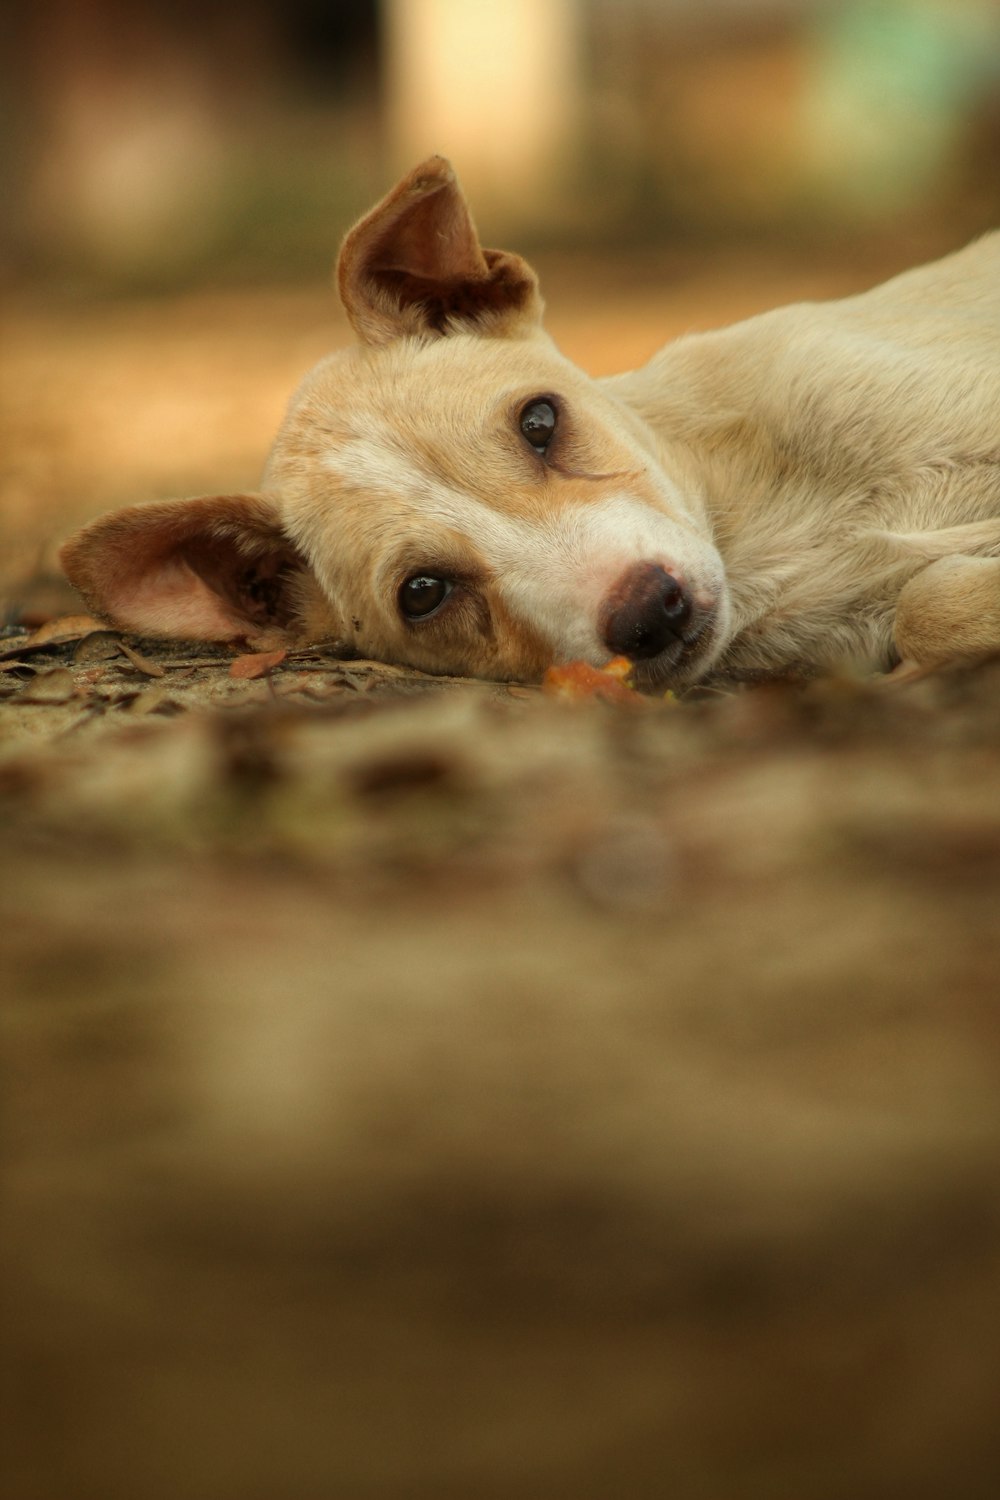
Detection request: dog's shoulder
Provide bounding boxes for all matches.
[849,231,1000,319]
[616,233,1000,435]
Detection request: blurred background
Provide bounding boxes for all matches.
[2,0,1000,605]
[3,0,1000,289]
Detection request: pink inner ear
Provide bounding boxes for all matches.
[110,556,253,639]
[60,493,309,643]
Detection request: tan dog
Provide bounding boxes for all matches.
[61,157,1000,688]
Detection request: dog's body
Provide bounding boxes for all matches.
[61,158,1000,688]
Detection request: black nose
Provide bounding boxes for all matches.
[601,563,692,659]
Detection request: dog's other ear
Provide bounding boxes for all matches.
[338,155,543,345]
[59,494,311,644]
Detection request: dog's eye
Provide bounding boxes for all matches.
[519,398,557,452]
[399,574,452,620]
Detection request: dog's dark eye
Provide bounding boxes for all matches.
[520,398,557,452]
[399,574,452,620]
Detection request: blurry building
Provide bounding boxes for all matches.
[382,0,583,227]
[2,0,999,288]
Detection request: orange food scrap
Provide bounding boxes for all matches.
[542,657,644,707]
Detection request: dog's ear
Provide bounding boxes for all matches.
[59,493,312,644]
[338,155,543,345]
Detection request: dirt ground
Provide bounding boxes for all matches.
[3,254,1000,1499]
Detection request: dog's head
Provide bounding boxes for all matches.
[61,157,730,688]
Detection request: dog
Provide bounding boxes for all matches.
[60,156,1000,690]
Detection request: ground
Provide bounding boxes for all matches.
[3,255,1000,1498]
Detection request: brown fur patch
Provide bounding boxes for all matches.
[338,157,542,345]
[475,586,556,681]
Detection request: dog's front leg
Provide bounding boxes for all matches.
[892,553,1000,676]
[879,518,1000,675]
[887,518,1000,563]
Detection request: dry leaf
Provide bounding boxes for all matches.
[19,667,78,703]
[125,685,178,715]
[73,631,123,664]
[117,641,166,678]
[229,649,288,680]
[22,614,105,648]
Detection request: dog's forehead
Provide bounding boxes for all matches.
[270,333,715,593]
[296,334,572,454]
[270,332,586,519]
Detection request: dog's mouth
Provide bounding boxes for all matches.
[597,560,726,691]
[626,609,721,692]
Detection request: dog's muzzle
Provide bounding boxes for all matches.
[600,561,698,661]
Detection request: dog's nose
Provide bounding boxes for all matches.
[601,562,692,659]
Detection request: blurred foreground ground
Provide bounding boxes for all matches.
[3,254,1000,1498]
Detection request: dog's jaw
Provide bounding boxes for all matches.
[627,599,731,691]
